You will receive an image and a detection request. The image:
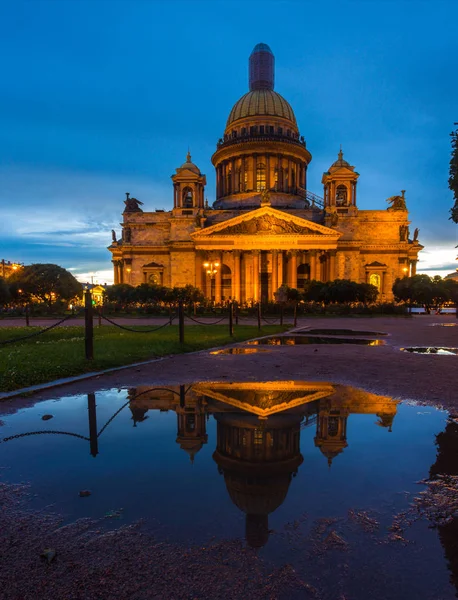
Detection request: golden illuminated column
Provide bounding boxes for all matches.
[252,251,260,302]
[266,154,271,190]
[329,251,336,281]
[309,251,317,281]
[278,250,284,285]
[288,251,298,288]
[271,250,278,297]
[215,253,223,303]
[233,251,241,302]
[231,158,236,194]
[195,252,203,291]
[411,260,417,276]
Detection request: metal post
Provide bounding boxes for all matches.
[179,300,185,344]
[229,301,234,336]
[84,289,94,360]
[169,306,173,325]
[179,384,185,408]
[294,302,297,327]
[280,303,283,326]
[88,393,98,457]
[98,306,102,327]
[25,304,30,327]
[257,302,261,330]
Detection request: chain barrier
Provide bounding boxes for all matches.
[2,430,89,443]
[183,313,228,326]
[100,313,177,333]
[0,312,82,346]
[261,316,280,324]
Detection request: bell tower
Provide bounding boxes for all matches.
[322,149,359,211]
[171,151,206,214]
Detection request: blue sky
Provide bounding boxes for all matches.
[1,0,457,284]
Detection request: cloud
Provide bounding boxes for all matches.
[0,164,170,279]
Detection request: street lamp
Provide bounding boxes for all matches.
[203,261,219,277]
[203,261,220,304]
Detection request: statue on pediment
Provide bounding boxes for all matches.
[387,190,407,211]
[123,192,144,213]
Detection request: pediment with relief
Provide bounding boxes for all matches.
[192,206,339,239]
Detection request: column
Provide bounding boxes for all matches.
[287,159,292,193]
[266,154,271,190]
[113,261,118,285]
[289,251,298,288]
[215,253,222,304]
[309,251,315,281]
[195,252,203,291]
[278,250,284,285]
[233,251,241,302]
[253,154,258,192]
[241,156,246,192]
[271,250,278,298]
[231,159,235,194]
[252,251,260,302]
[329,251,336,281]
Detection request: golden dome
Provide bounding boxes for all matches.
[226,89,297,128]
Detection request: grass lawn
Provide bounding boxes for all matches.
[0,324,288,392]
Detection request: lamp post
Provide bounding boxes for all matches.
[203,261,219,303]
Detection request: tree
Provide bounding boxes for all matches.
[0,277,10,306]
[393,274,451,313]
[105,283,135,305]
[449,124,458,223]
[8,264,82,306]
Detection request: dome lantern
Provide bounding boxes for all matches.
[249,42,274,91]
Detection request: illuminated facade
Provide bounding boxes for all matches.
[109,44,422,302]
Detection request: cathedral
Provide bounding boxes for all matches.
[109,43,422,303]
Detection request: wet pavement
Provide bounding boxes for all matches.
[0,380,457,599]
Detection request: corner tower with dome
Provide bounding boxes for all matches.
[109,43,422,302]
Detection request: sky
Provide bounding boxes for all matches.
[1,0,457,285]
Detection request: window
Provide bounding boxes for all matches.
[269,126,274,134]
[260,126,265,134]
[256,162,266,192]
[278,127,283,135]
[250,126,256,135]
[241,127,246,135]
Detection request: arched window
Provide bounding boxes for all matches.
[256,163,266,192]
[369,273,381,291]
[182,187,193,208]
[336,185,348,206]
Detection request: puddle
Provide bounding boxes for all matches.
[210,347,270,355]
[248,335,385,346]
[429,323,458,327]
[300,328,387,336]
[401,347,458,355]
[0,382,455,599]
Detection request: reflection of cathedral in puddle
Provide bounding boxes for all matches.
[128,382,397,547]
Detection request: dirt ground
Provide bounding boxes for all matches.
[5,314,457,413]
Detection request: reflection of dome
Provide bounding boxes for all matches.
[130,406,149,426]
[213,411,303,548]
[224,472,292,516]
[226,89,297,128]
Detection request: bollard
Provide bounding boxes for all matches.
[294,303,297,327]
[84,289,94,360]
[169,306,173,325]
[280,303,283,326]
[257,302,261,330]
[178,300,185,344]
[229,302,234,337]
[25,304,30,327]
[98,306,102,327]
[179,384,185,408]
[235,302,239,325]
[87,393,99,457]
